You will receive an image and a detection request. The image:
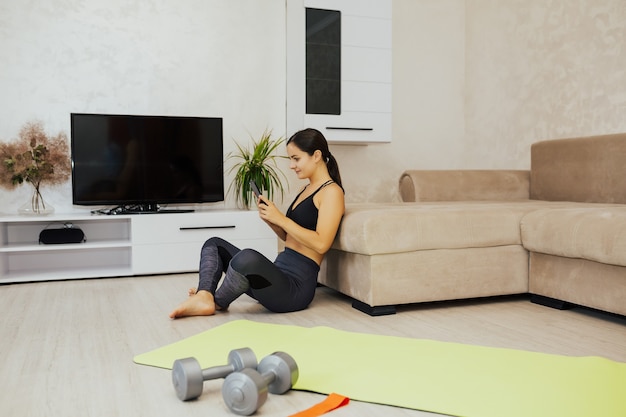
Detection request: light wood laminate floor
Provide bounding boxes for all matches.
[2,273,625,417]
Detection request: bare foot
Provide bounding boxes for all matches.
[169,290,217,319]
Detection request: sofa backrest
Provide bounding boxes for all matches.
[530,133,626,203]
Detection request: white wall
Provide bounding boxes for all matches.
[0,0,286,213]
[332,0,465,203]
[464,0,626,169]
[1,0,625,213]
[375,0,626,197]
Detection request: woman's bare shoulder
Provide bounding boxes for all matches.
[318,182,345,208]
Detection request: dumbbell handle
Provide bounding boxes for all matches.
[258,370,277,387]
[202,364,237,380]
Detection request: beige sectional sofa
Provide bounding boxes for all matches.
[319,133,626,316]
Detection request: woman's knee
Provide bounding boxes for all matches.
[202,236,225,250]
[230,248,263,270]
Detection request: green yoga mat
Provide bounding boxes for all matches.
[134,320,626,417]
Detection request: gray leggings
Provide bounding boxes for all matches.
[197,237,320,313]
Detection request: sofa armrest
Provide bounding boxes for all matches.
[399,170,530,202]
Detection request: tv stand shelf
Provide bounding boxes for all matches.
[0,210,277,283]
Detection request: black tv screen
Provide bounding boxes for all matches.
[71,113,224,209]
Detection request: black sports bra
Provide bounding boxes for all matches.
[286,180,334,231]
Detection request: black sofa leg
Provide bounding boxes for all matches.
[530,294,572,310]
[352,300,396,316]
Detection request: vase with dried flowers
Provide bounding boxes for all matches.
[0,121,71,215]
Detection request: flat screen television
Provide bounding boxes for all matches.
[71,113,224,214]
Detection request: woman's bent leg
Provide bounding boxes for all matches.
[171,245,319,317]
[213,265,251,310]
[169,237,240,318]
[223,248,319,313]
[197,237,240,293]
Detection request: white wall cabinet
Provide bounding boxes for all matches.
[287,0,392,144]
[0,211,277,283]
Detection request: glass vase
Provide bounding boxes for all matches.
[18,186,54,216]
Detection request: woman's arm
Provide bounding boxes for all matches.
[255,197,288,241]
[262,218,287,241]
[257,185,345,256]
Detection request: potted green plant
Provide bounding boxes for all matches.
[0,121,71,215]
[227,129,288,209]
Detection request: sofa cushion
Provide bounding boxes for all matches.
[333,201,557,255]
[521,207,626,266]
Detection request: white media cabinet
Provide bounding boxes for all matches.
[0,210,278,284]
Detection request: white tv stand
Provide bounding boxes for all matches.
[0,210,278,284]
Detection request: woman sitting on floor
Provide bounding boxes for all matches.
[169,128,345,318]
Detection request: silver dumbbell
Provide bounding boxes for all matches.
[222,351,299,415]
[172,347,258,401]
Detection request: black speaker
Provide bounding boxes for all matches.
[39,226,86,245]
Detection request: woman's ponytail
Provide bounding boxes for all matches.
[326,152,342,189]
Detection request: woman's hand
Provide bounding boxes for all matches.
[256,196,283,225]
[257,196,287,240]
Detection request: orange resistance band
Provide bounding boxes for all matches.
[288,393,350,417]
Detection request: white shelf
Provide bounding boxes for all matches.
[2,266,134,283]
[0,210,278,283]
[0,240,132,253]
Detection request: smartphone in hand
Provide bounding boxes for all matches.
[249,180,267,205]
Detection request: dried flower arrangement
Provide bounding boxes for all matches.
[0,121,71,214]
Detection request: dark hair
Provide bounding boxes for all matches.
[287,128,342,188]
